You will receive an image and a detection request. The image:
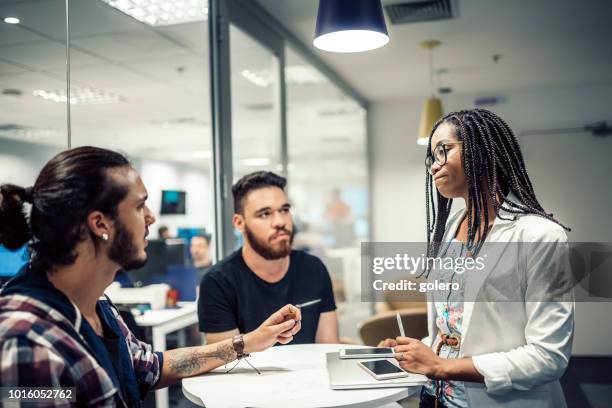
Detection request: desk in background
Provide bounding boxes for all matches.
[135,301,198,408]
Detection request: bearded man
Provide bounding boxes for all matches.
[198,171,339,345]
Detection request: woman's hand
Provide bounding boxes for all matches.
[393,336,445,379]
[244,304,302,353]
[377,338,397,348]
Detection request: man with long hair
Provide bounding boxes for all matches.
[0,147,302,406]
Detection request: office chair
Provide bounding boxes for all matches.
[358,308,428,347]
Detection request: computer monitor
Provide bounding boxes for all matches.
[126,239,167,285]
[176,228,206,245]
[0,245,29,277]
[165,238,187,266]
[126,239,186,285]
[160,190,186,215]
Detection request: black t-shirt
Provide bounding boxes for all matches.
[195,264,212,283]
[198,249,336,344]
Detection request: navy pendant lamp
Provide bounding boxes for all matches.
[314,0,389,53]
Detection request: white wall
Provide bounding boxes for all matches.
[371,83,612,355]
[0,140,61,187]
[138,160,214,240]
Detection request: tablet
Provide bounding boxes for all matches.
[339,347,395,359]
[358,359,409,380]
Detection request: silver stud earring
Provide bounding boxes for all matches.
[101,233,109,241]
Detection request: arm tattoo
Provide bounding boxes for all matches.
[167,343,237,376]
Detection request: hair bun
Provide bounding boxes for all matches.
[23,186,34,203]
[0,184,31,249]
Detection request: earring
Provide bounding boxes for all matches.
[101,233,109,241]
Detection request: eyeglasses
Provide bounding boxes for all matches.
[425,142,463,175]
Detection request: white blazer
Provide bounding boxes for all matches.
[423,201,574,408]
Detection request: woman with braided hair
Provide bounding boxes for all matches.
[379,109,574,408]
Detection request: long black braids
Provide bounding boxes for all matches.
[425,108,570,262]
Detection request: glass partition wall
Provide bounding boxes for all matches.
[0,0,369,265]
[1,0,370,350]
[68,0,215,252]
[66,1,214,406]
[0,0,69,184]
[0,0,70,283]
[285,46,370,336]
[216,0,371,341]
[230,25,282,182]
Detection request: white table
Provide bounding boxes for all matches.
[182,344,420,408]
[135,301,198,408]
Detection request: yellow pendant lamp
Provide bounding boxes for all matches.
[417,40,443,146]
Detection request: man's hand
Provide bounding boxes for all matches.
[158,305,302,388]
[393,336,444,379]
[244,304,302,353]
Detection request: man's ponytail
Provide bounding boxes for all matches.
[0,184,31,250]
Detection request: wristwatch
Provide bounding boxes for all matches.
[232,334,248,359]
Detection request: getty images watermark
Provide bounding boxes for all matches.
[372,251,486,293]
[361,242,612,302]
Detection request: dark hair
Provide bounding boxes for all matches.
[192,233,211,245]
[0,146,132,272]
[232,171,286,214]
[425,109,569,259]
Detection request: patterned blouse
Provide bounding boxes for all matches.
[423,239,468,408]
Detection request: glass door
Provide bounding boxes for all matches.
[210,0,286,255]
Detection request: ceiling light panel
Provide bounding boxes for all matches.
[285,65,328,85]
[99,0,208,27]
[241,66,329,88]
[3,17,21,24]
[32,87,125,105]
[241,69,271,88]
[0,124,60,140]
[150,117,208,128]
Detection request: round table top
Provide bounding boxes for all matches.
[182,343,418,408]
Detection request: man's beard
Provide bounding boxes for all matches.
[108,218,147,271]
[244,223,293,260]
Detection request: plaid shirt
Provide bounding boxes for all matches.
[0,294,162,407]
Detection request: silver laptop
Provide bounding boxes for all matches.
[326,352,427,390]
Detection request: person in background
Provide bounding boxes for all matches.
[190,233,213,282]
[199,171,340,346]
[158,225,171,239]
[292,221,326,259]
[324,188,356,248]
[0,147,302,406]
[324,188,351,223]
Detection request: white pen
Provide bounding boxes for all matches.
[396,311,405,337]
[296,299,321,309]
